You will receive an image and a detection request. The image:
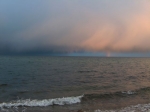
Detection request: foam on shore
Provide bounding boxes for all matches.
[94,103,150,112]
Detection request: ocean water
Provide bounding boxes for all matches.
[0,56,150,112]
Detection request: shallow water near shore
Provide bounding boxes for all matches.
[0,56,150,112]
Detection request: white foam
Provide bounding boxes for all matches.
[94,103,150,112]
[122,90,135,95]
[0,95,83,108]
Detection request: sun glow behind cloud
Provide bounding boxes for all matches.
[0,0,150,56]
[82,14,150,52]
[80,0,150,52]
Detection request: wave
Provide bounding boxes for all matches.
[0,90,136,108]
[83,87,150,100]
[0,89,136,108]
[0,87,150,110]
[0,84,8,87]
[82,91,136,101]
[78,70,97,73]
[0,95,83,108]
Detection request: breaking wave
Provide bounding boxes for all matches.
[83,87,150,100]
[0,95,83,108]
[82,90,136,101]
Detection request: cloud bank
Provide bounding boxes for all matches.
[0,0,150,55]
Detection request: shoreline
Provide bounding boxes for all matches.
[1,102,150,112]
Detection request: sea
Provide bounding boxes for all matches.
[0,56,150,112]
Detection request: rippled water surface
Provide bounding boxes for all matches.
[0,56,150,111]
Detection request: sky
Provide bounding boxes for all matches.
[0,0,150,57]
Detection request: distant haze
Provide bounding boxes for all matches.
[0,0,150,56]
